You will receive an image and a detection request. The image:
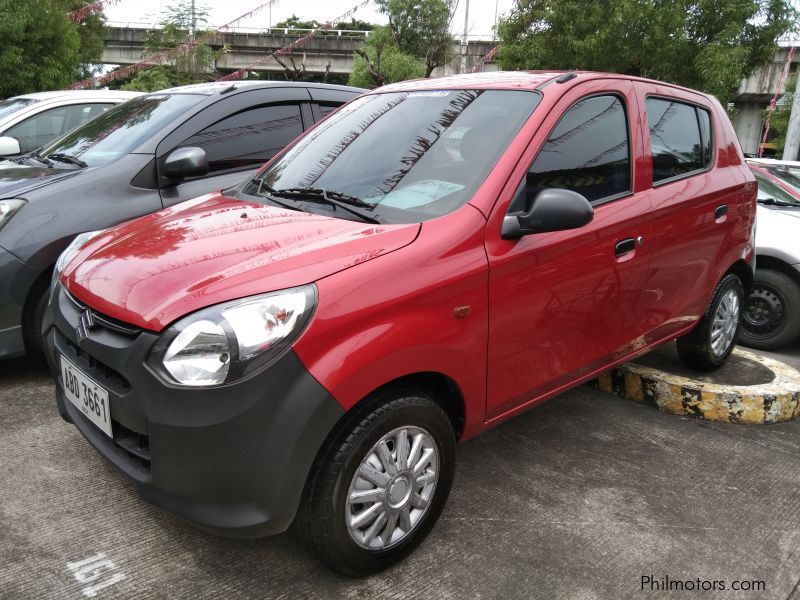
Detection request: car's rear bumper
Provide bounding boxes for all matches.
[44,281,344,538]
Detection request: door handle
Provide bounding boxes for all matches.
[614,238,636,256]
[715,204,728,219]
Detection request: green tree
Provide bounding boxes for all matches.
[120,67,173,92]
[348,26,425,88]
[376,0,455,77]
[132,1,228,87]
[0,0,105,97]
[496,0,797,104]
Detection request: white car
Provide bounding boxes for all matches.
[0,90,141,157]
[742,158,800,349]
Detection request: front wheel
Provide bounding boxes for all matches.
[294,390,456,576]
[738,268,800,350]
[677,273,744,371]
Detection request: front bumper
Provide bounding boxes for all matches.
[44,282,344,537]
[0,247,36,358]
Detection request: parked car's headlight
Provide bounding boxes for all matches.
[149,285,317,387]
[54,229,107,275]
[0,198,26,232]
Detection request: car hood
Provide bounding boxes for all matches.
[0,161,80,195]
[62,193,420,331]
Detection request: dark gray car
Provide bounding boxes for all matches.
[0,81,363,358]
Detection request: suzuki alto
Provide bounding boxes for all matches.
[45,71,756,575]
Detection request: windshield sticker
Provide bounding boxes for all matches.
[407,91,451,98]
[379,180,464,209]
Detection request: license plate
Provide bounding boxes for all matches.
[60,356,113,438]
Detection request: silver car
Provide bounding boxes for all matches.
[742,158,800,349]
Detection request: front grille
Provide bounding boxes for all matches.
[61,335,131,393]
[64,289,143,337]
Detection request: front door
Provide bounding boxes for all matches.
[485,83,652,420]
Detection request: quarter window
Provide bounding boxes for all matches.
[646,98,712,184]
[527,95,631,203]
[179,104,304,173]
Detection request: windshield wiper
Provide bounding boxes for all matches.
[8,152,51,167]
[47,153,88,168]
[758,197,799,207]
[245,178,302,212]
[272,187,381,224]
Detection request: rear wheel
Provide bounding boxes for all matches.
[738,268,800,350]
[293,390,455,576]
[677,273,744,371]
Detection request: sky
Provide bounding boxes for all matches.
[104,0,515,40]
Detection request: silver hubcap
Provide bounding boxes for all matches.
[711,289,740,357]
[346,426,439,550]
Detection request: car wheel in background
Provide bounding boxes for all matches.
[677,273,744,371]
[738,268,800,351]
[22,279,50,359]
[294,390,456,576]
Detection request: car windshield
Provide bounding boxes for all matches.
[243,90,541,224]
[762,165,800,198]
[753,169,800,205]
[39,94,205,167]
[0,97,38,120]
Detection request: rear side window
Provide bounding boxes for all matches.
[646,98,712,184]
[180,104,304,173]
[527,95,630,203]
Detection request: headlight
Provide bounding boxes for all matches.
[0,198,25,232]
[149,285,317,387]
[54,229,107,275]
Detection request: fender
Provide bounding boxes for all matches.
[293,206,490,440]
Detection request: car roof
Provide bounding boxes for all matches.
[157,80,364,96]
[10,90,142,101]
[376,70,712,98]
[747,158,800,168]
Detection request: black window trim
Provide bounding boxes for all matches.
[645,94,716,189]
[523,91,634,209]
[169,100,311,181]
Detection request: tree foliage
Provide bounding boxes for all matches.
[348,0,455,88]
[763,74,796,157]
[376,0,455,77]
[0,0,105,98]
[496,0,797,104]
[348,26,425,88]
[125,0,228,90]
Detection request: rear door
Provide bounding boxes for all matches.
[485,79,653,419]
[635,86,737,343]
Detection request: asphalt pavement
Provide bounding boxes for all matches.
[2,342,800,599]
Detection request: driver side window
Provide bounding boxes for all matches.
[516,94,631,212]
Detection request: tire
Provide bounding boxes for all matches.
[738,268,800,350]
[677,273,744,372]
[22,278,50,359]
[293,390,456,577]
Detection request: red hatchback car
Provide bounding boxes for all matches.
[45,71,756,575]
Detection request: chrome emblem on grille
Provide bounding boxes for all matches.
[75,310,95,344]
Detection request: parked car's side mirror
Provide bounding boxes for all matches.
[162,147,209,182]
[501,187,594,239]
[0,136,22,157]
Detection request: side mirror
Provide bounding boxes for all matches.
[0,136,22,157]
[501,188,594,239]
[162,147,209,182]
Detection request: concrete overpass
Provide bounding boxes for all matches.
[101,25,497,78]
[731,46,798,155]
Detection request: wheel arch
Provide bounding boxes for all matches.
[753,255,800,288]
[726,258,754,295]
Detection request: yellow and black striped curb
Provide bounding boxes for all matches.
[593,349,800,425]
